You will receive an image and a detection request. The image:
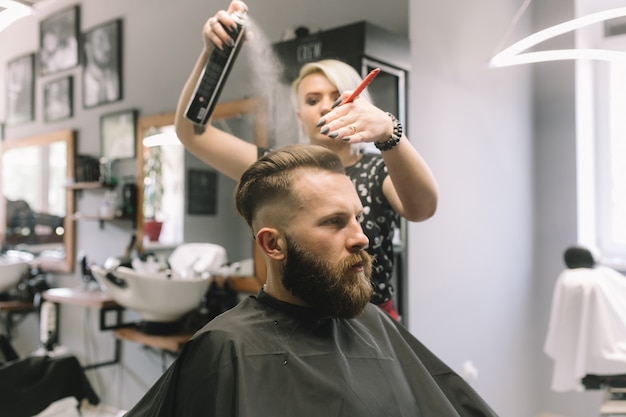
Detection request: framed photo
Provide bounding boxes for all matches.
[44,76,73,122]
[187,169,218,215]
[100,109,137,160]
[82,19,122,108]
[6,53,35,125]
[39,5,80,76]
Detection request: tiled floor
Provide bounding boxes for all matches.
[33,398,126,417]
[81,403,126,417]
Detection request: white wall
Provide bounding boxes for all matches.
[408,1,535,416]
[0,0,606,415]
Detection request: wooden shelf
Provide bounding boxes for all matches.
[0,300,35,313]
[71,213,134,221]
[66,181,106,190]
[114,326,193,353]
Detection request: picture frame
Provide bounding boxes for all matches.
[43,76,73,122]
[187,169,218,215]
[82,19,122,108]
[100,109,137,160]
[6,53,35,125]
[39,5,80,76]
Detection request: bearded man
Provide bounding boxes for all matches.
[124,144,498,417]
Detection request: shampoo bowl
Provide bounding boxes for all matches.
[0,251,34,293]
[91,265,210,323]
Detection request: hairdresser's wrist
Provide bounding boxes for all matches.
[375,113,402,151]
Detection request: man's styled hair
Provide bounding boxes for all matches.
[235,144,345,229]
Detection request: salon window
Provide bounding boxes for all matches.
[584,31,626,262]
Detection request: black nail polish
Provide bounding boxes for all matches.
[331,98,342,109]
[342,137,350,142]
[328,132,338,139]
[320,126,329,135]
[316,118,325,127]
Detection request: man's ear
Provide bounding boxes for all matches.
[256,227,285,261]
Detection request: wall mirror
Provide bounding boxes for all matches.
[1,129,76,273]
[136,98,267,279]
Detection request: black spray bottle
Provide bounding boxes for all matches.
[185,10,247,125]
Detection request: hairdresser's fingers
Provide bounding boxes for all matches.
[203,10,237,50]
[225,1,253,41]
[203,14,224,49]
[227,0,248,14]
[324,119,366,142]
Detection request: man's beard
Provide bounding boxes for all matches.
[281,236,373,318]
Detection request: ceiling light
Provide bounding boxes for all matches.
[490,7,626,67]
[0,0,33,32]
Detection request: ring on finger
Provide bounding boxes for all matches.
[348,124,357,135]
[209,17,219,28]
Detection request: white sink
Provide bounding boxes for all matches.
[90,243,228,326]
[91,265,210,323]
[0,250,34,293]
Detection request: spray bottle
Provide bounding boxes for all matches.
[185,10,248,125]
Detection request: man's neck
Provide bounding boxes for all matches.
[263,279,307,307]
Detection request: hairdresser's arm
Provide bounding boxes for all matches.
[379,134,439,222]
[175,1,256,181]
[319,98,439,222]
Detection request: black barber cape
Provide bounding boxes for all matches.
[125,290,498,417]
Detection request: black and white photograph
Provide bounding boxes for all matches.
[100,109,136,160]
[6,53,35,125]
[83,19,122,108]
[39,6,80,76]
[43,76,73,122]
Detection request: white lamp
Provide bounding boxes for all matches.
[0,0,32,32]
[490,7,626,67]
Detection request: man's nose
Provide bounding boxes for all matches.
[347,223,369,252]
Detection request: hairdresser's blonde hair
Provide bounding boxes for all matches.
[290,59,373,109]
[290,59,376,153]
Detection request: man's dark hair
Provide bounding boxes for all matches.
[235,144,345,228]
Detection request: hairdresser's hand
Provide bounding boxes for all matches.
[202,0,249,51]
[318,95,395,144]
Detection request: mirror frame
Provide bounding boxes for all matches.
[135,98,267,280]
[0,129,76,273]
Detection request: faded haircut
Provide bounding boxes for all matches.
[235,144,345,229]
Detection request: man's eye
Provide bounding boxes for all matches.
[325,217,343,226]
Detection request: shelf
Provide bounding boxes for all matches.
[71,212,136,229]
[0,300,36,340]
[66,181,114,190]
[114,326,193,353]
[71,213,134,221]
[0,300,35,313]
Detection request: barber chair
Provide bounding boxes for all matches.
[0,333,99,417]
[544,246,626,415]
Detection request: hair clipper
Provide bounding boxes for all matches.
[185,10,247,125]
